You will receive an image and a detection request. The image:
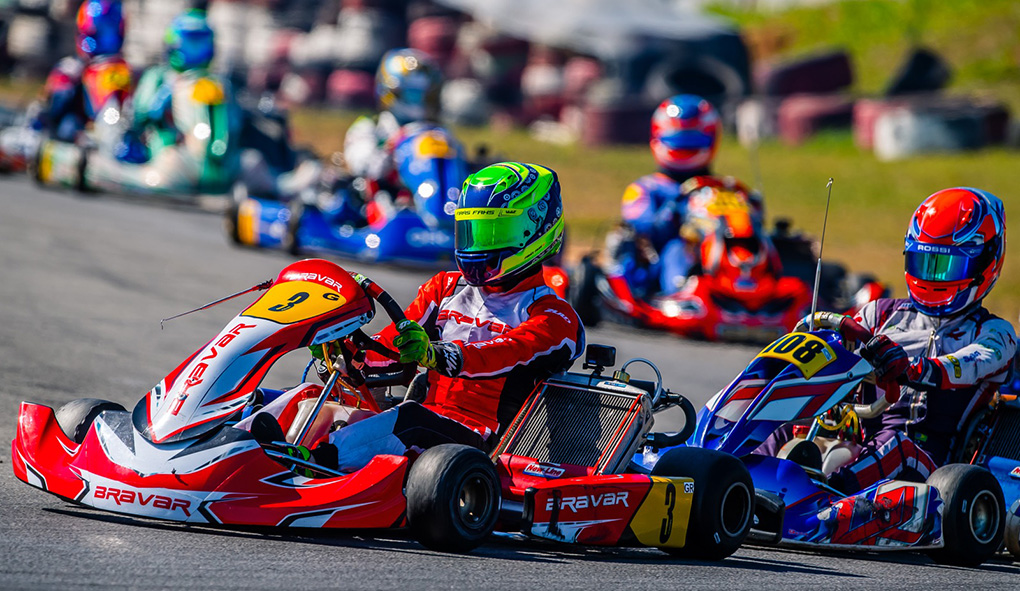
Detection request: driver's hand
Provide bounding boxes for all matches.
[310,340,340,362]
[393,320,432,365]
[860,335,909,381]
[393,320,463,377]
[793,311,845,333]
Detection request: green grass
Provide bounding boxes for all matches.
[290,110,1020,321]
[709,0,1020,113]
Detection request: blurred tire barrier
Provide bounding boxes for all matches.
[408,16,460,69]
[326,69,375,109]
[442,78,491,126]
[873,100,1010,161]
[776,94,854,145]
[756,51,853,97]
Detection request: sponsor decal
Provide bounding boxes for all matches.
[406,228,452,248]
[523,462,565,479]
[913,243,953,254]
[437,309,511,334]
[946,355,962,379]
[94,485,192,516]
[173,322,255,414]
[545,492,629,513]
[287,272,347,293]
[1010,466,1020,480]
[543,307,572,324]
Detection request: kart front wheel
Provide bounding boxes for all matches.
[55,398,127,444]
[927,463,1004,567]
[651,447,753,560]
[406,444,500,553]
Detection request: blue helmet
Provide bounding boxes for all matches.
[76,0,125,60]
[166,9,215,72]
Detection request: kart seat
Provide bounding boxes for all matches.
[286,398,375,447]
[777,436,862,477]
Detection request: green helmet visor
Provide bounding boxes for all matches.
[454,207,534,251]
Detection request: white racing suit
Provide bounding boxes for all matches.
[761,298,1016,493]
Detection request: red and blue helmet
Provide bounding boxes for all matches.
[76,0,125,60]
[904,187,1006,317]
[650,94,720,174]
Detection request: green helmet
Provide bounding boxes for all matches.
[455,162,564,287]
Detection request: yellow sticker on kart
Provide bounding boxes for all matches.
[243,281,347,324]
[756,332,836,379]
[630,476,694,548]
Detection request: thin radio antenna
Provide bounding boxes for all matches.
[160,279,273,329]
[808,178,834,331]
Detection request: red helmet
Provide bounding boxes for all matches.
[650,94,720,174]
[904,187,1005,317]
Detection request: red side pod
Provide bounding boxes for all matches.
[523,474,654,546]
[12,402,88,501]
[203,454,409,529]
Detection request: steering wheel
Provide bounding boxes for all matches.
[798,311,872,344]
[802,312,901,419]
[327,275,418,390]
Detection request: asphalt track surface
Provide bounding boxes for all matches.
[0,178,1017,590]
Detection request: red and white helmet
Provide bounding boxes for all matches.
[650,94,720,174]
[904,187,1005,317]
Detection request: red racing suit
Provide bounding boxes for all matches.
[369,269,586,437]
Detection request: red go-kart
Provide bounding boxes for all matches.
[12,259,753,557]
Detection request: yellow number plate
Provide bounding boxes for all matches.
[630,477,694,548]
[243,281,346,324]
[755,333,836,379]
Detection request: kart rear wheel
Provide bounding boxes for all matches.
[225,183,245,245]
[651,447,753,560]
[406,443,500,553]
[926,463,1005,567]
[55,398,127,444]
[568,254,602,327]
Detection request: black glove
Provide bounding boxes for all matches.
[860,335,909,382]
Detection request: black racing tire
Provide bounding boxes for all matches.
[926,464,1005,567]
[55,398,127,444]
[74,146,90,193]
[651,447,753,560]
[568,254,603,327]
[224,199,243,245]
[282,198,304,257]
[406,443,500,553]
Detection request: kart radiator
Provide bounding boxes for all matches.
[985,402,1020,462]
[493,379,653,475]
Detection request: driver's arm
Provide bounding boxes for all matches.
[916,319,1016,390]
[455,296,584,379]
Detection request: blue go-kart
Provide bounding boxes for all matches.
[228,122,467,267]
[634,312,1020,566]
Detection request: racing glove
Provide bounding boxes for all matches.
[860,335,909,382]
[903,357,941,391]
[393,319,463,377]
